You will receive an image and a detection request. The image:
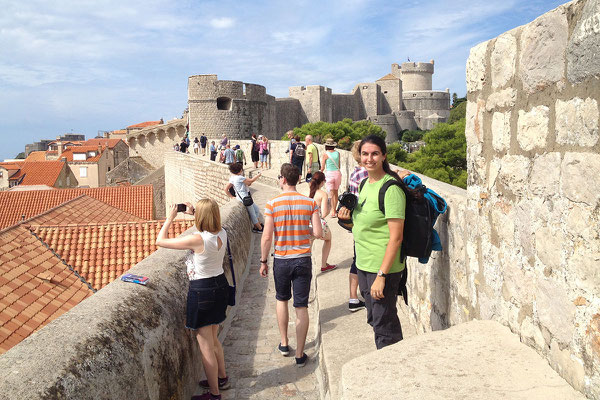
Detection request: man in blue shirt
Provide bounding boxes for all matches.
[223,144,236,165]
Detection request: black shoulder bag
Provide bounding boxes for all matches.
[226,239,237,306]
[232,184,253,207]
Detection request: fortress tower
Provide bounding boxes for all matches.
[187,75,275,139]
[392,60,435,91]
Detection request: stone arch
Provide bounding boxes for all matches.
[137,134,146,148]
[147,131,156,146]
[176,125,186,138]
[157,129,166,142]
[167,127,176,141]
[128,137,136,150]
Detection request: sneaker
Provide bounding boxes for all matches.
[191,392,221,400]
[252,227,263,233]
[320,263,337,273]
[348,300,366,312]
[278,343,290,356]
[295,353,308,367]
[199,376,230,390]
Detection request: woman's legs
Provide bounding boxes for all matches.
[196,325,221,395]
[211,324,227,379]
[330,190,339,217]
[321,229,332,269]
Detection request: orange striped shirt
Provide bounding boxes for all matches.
[264,191,319,258]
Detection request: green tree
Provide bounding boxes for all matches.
[401,129,424,142]
[398,118,467,188]
[386,143,408,165]
[284,118,385,150]
[15,152,25,159]
[448,100,467,124]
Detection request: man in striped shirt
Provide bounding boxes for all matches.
[260,163,322,367]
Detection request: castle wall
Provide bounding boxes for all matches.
[332,93,360,122]
[394,110,418,131]
[289,85,332,124]
[377,79,403,114]
[353,83,380,119]
[127,119,187,169]
[188,75,273,140]
[400,62,434,91]
[368,114,398,143]
[275,98,301,137]
[463,1,600,396]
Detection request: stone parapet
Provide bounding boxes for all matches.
[465,1,600,397]
[0,200,254,400]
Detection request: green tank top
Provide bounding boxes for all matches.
[325,151,340,171]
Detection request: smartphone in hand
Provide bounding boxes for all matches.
[176,203,187,212]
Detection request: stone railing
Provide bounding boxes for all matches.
[0,201,253,400]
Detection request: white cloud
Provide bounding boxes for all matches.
[209,17,235,29]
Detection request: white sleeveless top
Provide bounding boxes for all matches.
[186,229,227,280]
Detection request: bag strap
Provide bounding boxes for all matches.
[226,238,236,288]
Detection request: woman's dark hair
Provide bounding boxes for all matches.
[358,135,422,199]
[251,133,257,139]
[309,171,326,198]
[229,162,243,174]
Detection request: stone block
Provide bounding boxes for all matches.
[487,157,501,190]
[466,41,489,93]
[535,225,564,271]
[502,262,534,304]
[519,7,568,94]
[520,316,546,351]
[517,106,550,151]
[485,88,517,112]
[491,32,517,89]
[567,0,600,84]
[535,277,576,346]
[555,97,599,147]
[498,155,531,197]
[560,152,600,205]
[550,340,586,392]
[529,152,561,197]
[568,245,600,295]
[491,111,511,152]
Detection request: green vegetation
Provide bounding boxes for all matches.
[448,100,467,124]
[283,118,384,150]
[400,129,424,142]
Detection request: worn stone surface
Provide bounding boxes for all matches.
[555,97,599,146]
[491,111,511,152]
[519,7,568,94]
[567,0,600,83]
[341,320,586,400]
[485,88,517,111]
[529,152,561,197]
[560,152,600,205]
[491,32,517,89]
[498,155,531,197]
[535,225,564,271]
[517,106,550,151]
[535,277,576,346]
[466,41,489,93]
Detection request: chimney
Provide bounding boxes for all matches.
[97,144,103,155]
[57,140,63,157]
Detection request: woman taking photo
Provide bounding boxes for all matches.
[337,135,406,349]
[308,171,336,273]
[156,200,230,400]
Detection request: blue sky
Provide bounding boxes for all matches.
[0,0,565,161]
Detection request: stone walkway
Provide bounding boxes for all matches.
[193,180,322,399]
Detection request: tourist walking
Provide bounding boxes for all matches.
[250,133,260,168]
[260,163,322,367]
[259,135,270,170]
[223,144,235,165]
[180,138,189,153]
[193,137,200,155]
[210,141,217,161]
[321,138,342,217]
[290,134,305,179]
[305,135,319,178]
[347,140,368,312]
[224,163,263,233]
[155,200,231,400]
[220,134,228,149]
[338,135,406,349]
[234,145,246,166]
[200,134,208,156]
[308,171,336,273]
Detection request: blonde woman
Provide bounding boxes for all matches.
[155,200,230,400]
[259,135,270,169]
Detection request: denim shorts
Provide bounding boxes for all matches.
[273,256,312,307]
[186,273,229,329]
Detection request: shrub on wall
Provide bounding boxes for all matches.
[283,118,385,150]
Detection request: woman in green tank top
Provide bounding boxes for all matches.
[320,138,342,217]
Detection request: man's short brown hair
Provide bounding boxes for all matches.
[280,163,300,186]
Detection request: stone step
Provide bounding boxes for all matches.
[340,319,586,400]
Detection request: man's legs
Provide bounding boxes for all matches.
[294,306,309,358]
[276,300,289,347]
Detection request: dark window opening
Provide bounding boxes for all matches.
[217,97,232,110]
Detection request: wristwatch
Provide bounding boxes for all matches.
[377,270,387,278]
[260,259,268,264]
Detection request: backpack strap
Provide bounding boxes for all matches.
[226,238,236,288]
[377,180,403,215]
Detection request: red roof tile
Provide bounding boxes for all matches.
[127,120,162,129]
[0,162,25,171]
[83,138,126,149]
[0,185,154,229]
[57,146,105,162]
[32,220,193,290]
[0,225,93,354]
[8,161,66,187]
[24,152,47,162]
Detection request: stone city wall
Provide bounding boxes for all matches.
[127,119,188,169]
[464,0,600,397]
[332,93,360,122]
[0,200,254,400]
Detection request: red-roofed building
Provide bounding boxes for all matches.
[84,138,129,170]
[126,119,164,135]
[0,185,154,229]
[1,161,77,190]
[24,151,46,162]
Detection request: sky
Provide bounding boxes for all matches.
[0,0,566,161]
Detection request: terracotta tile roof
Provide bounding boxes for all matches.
[127,120,162,129]
[32,220,194,290]
[0,185,154,229]
[111,130,127,135]
[0,225,94,354]
[24,151,47,162]
[377,73,400,81]
[0,162,24,171]
[58,145,105,162]
[24,195,145,227]
[9,161,66,186]
[84,138,125,149]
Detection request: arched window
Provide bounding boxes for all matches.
[217,97,232,110]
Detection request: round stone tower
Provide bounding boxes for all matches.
[400,60,434,91]
[188,75,270,139]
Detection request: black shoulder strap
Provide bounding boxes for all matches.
[226,238,236,288]
[359,178,367,193]
[378,180,403,215]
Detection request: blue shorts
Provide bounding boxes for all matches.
[273,257,312,307]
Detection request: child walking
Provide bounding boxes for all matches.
[155,200,230,400]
